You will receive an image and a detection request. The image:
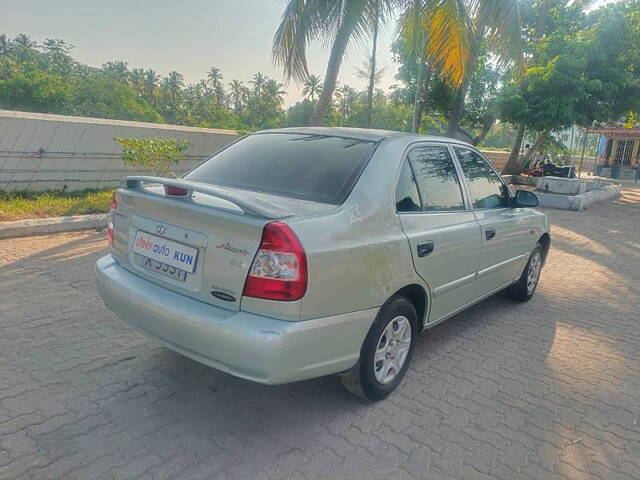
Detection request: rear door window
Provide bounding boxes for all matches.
[395,160,422,212]
[407,145,466,212]
[185,133,377,205]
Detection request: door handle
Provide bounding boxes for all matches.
[485,228,496,241]
[417,241,434,257]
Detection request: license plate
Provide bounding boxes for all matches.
[140,256,188,283]
[132,230,198,273]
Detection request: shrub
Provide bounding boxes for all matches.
[114,137,190,177]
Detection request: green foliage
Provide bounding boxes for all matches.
[2,0,640,144]
[285,99,315,127]
[0,189,112,221]
[499,0,640,133]
[0,58,71,112]
[0,33,286,131]
[114,137,190,177]
[499,54,586,132]
[69,74,162,122]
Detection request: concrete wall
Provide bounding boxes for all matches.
[1,110,566,191]
[480,150,509,171]
[0,110,239,191]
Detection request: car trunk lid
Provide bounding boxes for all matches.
[111,176,318,311]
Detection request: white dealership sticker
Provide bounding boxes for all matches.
[132,231,198,273]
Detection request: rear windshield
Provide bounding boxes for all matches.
[185,133,377,205]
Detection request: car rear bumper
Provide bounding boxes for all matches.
[95,255,377,384]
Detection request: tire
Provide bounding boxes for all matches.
[507,244,543,302]
[340,296,417,401]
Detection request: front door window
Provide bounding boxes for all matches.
[454,148,508,209]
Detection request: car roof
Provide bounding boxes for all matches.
[256,126,472,146]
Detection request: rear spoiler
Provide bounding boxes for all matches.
[121,176,292,220]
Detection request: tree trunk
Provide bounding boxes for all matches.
[521,130,549,165]
[505,1,551,173]
[502,124,526,174]
[578,127,588,178]
[411,0,426,133]
[310,21,354,126]
[445,76,471,139]
[365,3,379,128]
[472,115,496,146]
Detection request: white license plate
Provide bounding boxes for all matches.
[140,256,188,283]
[132,230,198,273]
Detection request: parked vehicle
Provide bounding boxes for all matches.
[96,128,550,400]
[525,158,576,178]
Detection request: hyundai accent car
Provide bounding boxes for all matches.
[96,127,549,400]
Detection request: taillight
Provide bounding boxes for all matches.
[107,190,116,247]
[164,185,189,196]
[243,221,307,301]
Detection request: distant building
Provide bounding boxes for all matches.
[590,126,640,180]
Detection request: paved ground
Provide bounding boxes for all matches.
[1,187,640,480]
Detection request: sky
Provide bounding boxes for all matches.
[2,0,617,107]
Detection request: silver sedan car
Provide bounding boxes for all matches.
[96,127,549,400]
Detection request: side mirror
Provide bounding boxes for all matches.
[514,189,539,208]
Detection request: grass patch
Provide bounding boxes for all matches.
[0,189,113,221]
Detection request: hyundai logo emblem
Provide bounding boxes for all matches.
[156,224,167,235]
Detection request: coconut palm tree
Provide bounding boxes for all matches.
[364,0,384,128]
[206,67,223,89]
[263,78,287,106]
[228,80,245,112]
[102,61,130,82]
[250,72,266,96]
[356,58,387,126]
[144,70,160,106]
[207,67,226,104]
[398,0,523,137]
[302,74,323,101]
[273,0,394,126]
[11,33,37,61]
[130,68,146,97]
[0,34,8,56]
[162,71,185,123]
[335,84,358,119]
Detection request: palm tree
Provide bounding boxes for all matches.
[250,72,266,96]
[263,78,287,106]
[228,80,245,112]
[302,74,323,101]
[11,33,37,61]
[206,67,223,89]
[207,67,226,104]
[144,69,160,106]
[398,0,523,137]
[12,33,36,49]
[356,58,387,126]
[162,71,184,123]
[130,68,146,97]
[0,34,8,56]
[399,0,430,132]
[273,0,394,126]
[164,71,184,95]
[102,61,130,81]
[364,0,383,128]
[335,84,358,119]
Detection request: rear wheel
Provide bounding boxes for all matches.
[340,296,417,401]
[507,244,543,302]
